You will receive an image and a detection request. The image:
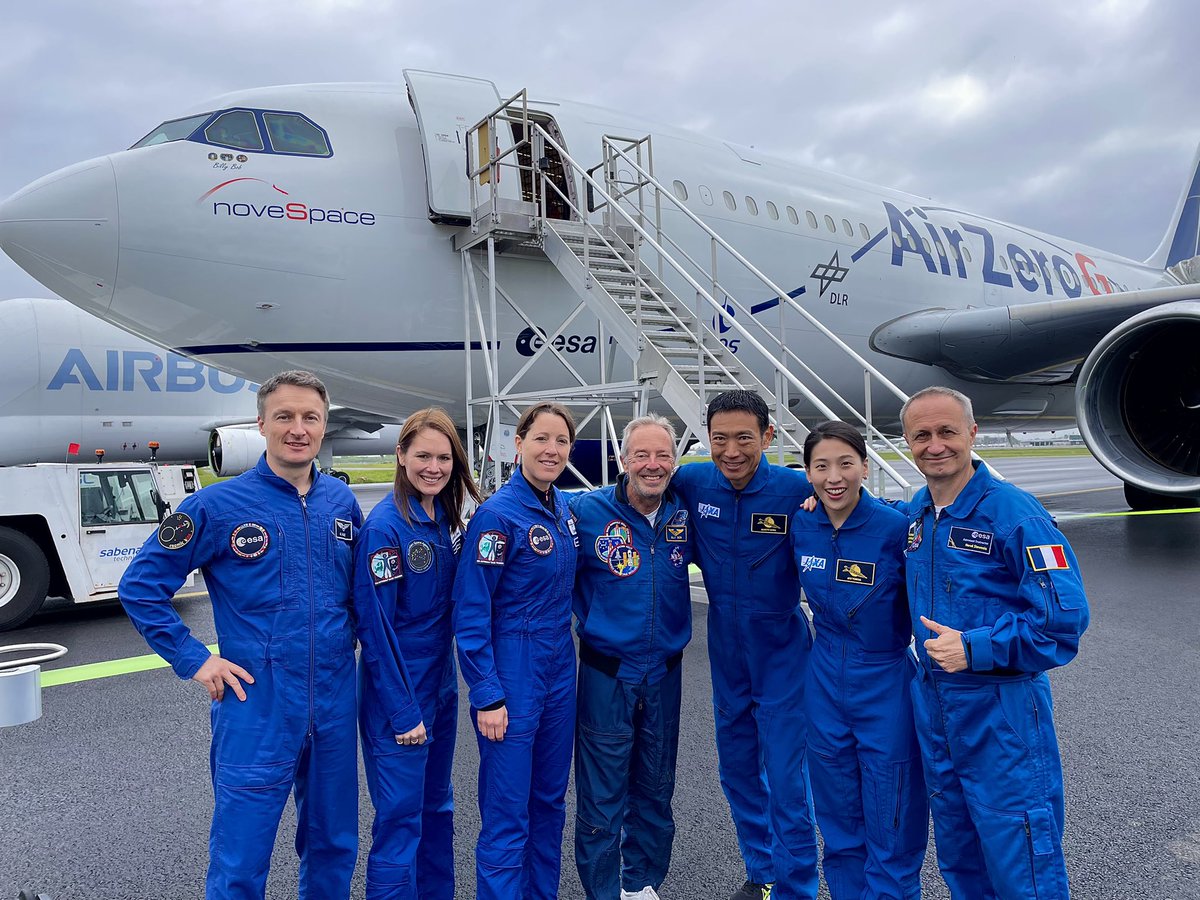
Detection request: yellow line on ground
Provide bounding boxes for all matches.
[1038,486,1123,498]
[1059,507,1200,520]
[41,643,219,687]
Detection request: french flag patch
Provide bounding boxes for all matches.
[1027,544,1070,571]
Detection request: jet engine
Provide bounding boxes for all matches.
[1076,300,1200,508]
[207,427,266,477]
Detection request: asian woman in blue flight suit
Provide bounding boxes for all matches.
[792,421,927,899]
[354,407,482,900]
[453,402,580,900]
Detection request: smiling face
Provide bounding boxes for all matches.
[257,384,325,475]
[903,393,978,499]
[398,427,453,501]
[708,410,773,490]
[807,437,868,526]
[623,423,676,513]
[515,411,572,491]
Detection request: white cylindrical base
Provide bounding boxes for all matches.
[0,664,42,727]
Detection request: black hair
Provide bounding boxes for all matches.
[803,420,868,466]
[706,390,770,434]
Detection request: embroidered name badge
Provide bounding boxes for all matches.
[698,502,720,520]
[230,522,270,559]
[528,524,554,556]
[608,544,641,577]
[476,530,507,566]
[800,555,827,573]
[670,546,684,568]
[668,509,689,526]
[157,512,195,550]
[1027,544,1070,571]
[370,547,402,584]
[835,559,875,586]
[948,526,993,555]
[566,515,579,548]
[751,513,788,535]
[406,540,433,573]
[666,525,688,542]
[905,518,923,553]
[333,518,353,542]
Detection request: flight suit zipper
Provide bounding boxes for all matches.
[301,490,314,735]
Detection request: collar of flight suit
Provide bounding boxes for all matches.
[253,452,323,499]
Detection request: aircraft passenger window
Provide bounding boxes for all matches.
[842,218,853,237]
[892,232,902,248]
[824,215,836,233]
[745,196,759,216]
[806,210,818,229]
[962,245,972,263]
[672,180,689,201]
[264,113,331,156]
[723,191,737,211]
[787,206,799,225]
[921,237,932,254]
[859,223,870,240]
[1000,255,1010,271]
[131,113,211,149]
[205,111,264,151]
[766,201,779,220]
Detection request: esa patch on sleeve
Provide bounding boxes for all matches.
[1027,544,1070,571]
[370,547,402,584]
[476,530,507,566]
[157,512,195,550]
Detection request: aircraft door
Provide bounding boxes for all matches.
[404,69,510,222]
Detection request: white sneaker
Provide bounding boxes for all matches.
[621,888,661,900]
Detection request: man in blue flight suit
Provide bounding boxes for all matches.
[670,390,819,900]
[901,386,1089,900]
[570,414,693,900]
[119,370,363,900]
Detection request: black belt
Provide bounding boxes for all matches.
[578,640,682,678]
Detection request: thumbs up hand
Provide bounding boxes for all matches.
[920,615,968,673]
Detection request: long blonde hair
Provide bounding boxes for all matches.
[393,407,481,533]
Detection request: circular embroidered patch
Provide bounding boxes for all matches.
[157,512,195,551]
[608,544,641,577]
[528,523,554,556]
[406,540,433,573]
[230,522,270,559]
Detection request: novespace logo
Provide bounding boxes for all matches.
[199,178,376,226]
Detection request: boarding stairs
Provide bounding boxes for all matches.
[459,91,922,498]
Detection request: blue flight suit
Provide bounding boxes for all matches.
[905,462,1089,900]
[118,454,362,900]
[670,460,820,899]
[354,492,460,899]
[791,491,927,899]
[453,471,579,900]
[569,476,693,899]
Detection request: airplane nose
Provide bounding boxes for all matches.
[0,157,118,310]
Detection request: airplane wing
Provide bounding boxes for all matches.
[869,282,1200,383]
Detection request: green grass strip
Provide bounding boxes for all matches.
[41,643,218,687]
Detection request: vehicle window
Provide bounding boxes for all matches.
[264,113,331,156]
[766,201,779,220]
[723,191,737,211]
[786,206,799,225]
[204,110,264,151]
[806,210,818,229]
[130,113,211,149]
[672,180,689,201]
[859,223,870,240]
[842,218,853,236]
[745,196,759,216]
[824,214,836,233]
[79,470,160,526]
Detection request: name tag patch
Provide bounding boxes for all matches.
[800,555,827,573]
[751,513,788,535]
[476,530,507,566]
[406,540,433,573]
[230,522,270,560]
[835,559,875,586]
[333,518,353,542]
[666,525,687,542]
[948,526,993,555]
[157,512,195,551]
[371,547,402,584]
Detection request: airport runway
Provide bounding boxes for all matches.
[2,456,1197,899]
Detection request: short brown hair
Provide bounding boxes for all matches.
[256,370,330,419]
[515,402,577,444]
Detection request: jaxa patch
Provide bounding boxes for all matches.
[608,544,641,577]
[947,526,993,555]
[157,512,195,550]
[666,525,687,542]
[333,518,353,542]
[1027,544,1070,571]
[905,518,923,553]
[476,530,507,566]
[751,513,788,535]
[670,546,684,568]
[370,547,402,584]
[230,522,270,560]
[668,509,688,526]
[406,540,433,574]
[800,555,827,573]
[698,502,720,520]
[835,559,875,586]
[528,524,555,556]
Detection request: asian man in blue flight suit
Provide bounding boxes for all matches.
[119,370,363,900]
[902,386,1089,900]
[570,414,693,900]
[670,390,819,900]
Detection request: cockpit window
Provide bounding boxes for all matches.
[263,113,331,156]
[130,113,211,149]
[204,110,264,151]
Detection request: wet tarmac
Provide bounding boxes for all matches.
[2,457,1198,899]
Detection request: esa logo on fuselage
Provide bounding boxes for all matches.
[515,326,598,358]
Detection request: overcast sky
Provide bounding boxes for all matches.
[2,0,1197,299]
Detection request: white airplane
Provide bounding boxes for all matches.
[0,297,402,477]
[1,72,1198,508]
